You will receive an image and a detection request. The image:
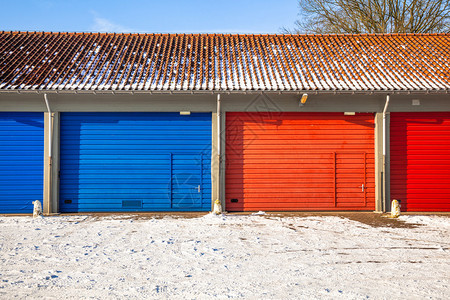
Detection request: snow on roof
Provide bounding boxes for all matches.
[0,31,449,92]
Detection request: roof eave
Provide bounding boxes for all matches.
[0,89,448,95]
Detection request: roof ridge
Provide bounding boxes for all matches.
[2,31,450,37]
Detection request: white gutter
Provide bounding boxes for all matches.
[2,89,447,95]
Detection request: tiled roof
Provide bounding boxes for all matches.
[0,31,449,92]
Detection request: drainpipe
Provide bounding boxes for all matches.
[382,94,390,211]
[217,94,221,157]
[44,94,53,214]
[216,94,222,211]
[383,94,390,156]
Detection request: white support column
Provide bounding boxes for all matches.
[43,111,52,215]
[374,112,384,212]
[43,111,59,215]
[211,112,220,210]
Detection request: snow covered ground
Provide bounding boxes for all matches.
[0,213,449,299]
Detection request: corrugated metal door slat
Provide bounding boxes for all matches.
[225,112,375,211]
[390,112,450,212]
[0,112,44,213]
[60,112,211,212]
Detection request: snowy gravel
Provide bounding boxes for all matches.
[0,214,449,299]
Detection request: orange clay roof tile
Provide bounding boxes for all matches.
[0,31,448,92]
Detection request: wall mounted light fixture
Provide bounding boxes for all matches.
[299,93,308,106]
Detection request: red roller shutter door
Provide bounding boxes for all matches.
[390,112,450,212]
[225,112,375,211]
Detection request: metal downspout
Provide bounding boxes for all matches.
[217,94,221,208]
[383,95,390,156]
[382,94,390,212]
[44,94,53,214]
[217,94,221,157]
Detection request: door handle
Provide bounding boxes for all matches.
[197,185,201,193]
[360,184,365,192]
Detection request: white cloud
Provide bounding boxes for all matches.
[89,11,133,33]
[91,17,132,33]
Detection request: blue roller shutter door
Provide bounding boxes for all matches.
[60,112,211,212]
[0,113,44,214]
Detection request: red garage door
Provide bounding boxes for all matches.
[226,112,375,211]
[391,112,450,212]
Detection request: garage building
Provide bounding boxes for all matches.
[0,32,448,213]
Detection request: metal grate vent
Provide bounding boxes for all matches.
[122,200,142,208]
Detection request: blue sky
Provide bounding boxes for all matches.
[0,0,300,34]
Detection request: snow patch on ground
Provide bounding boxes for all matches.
[399,215,450,228]
[0,214,449,299]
